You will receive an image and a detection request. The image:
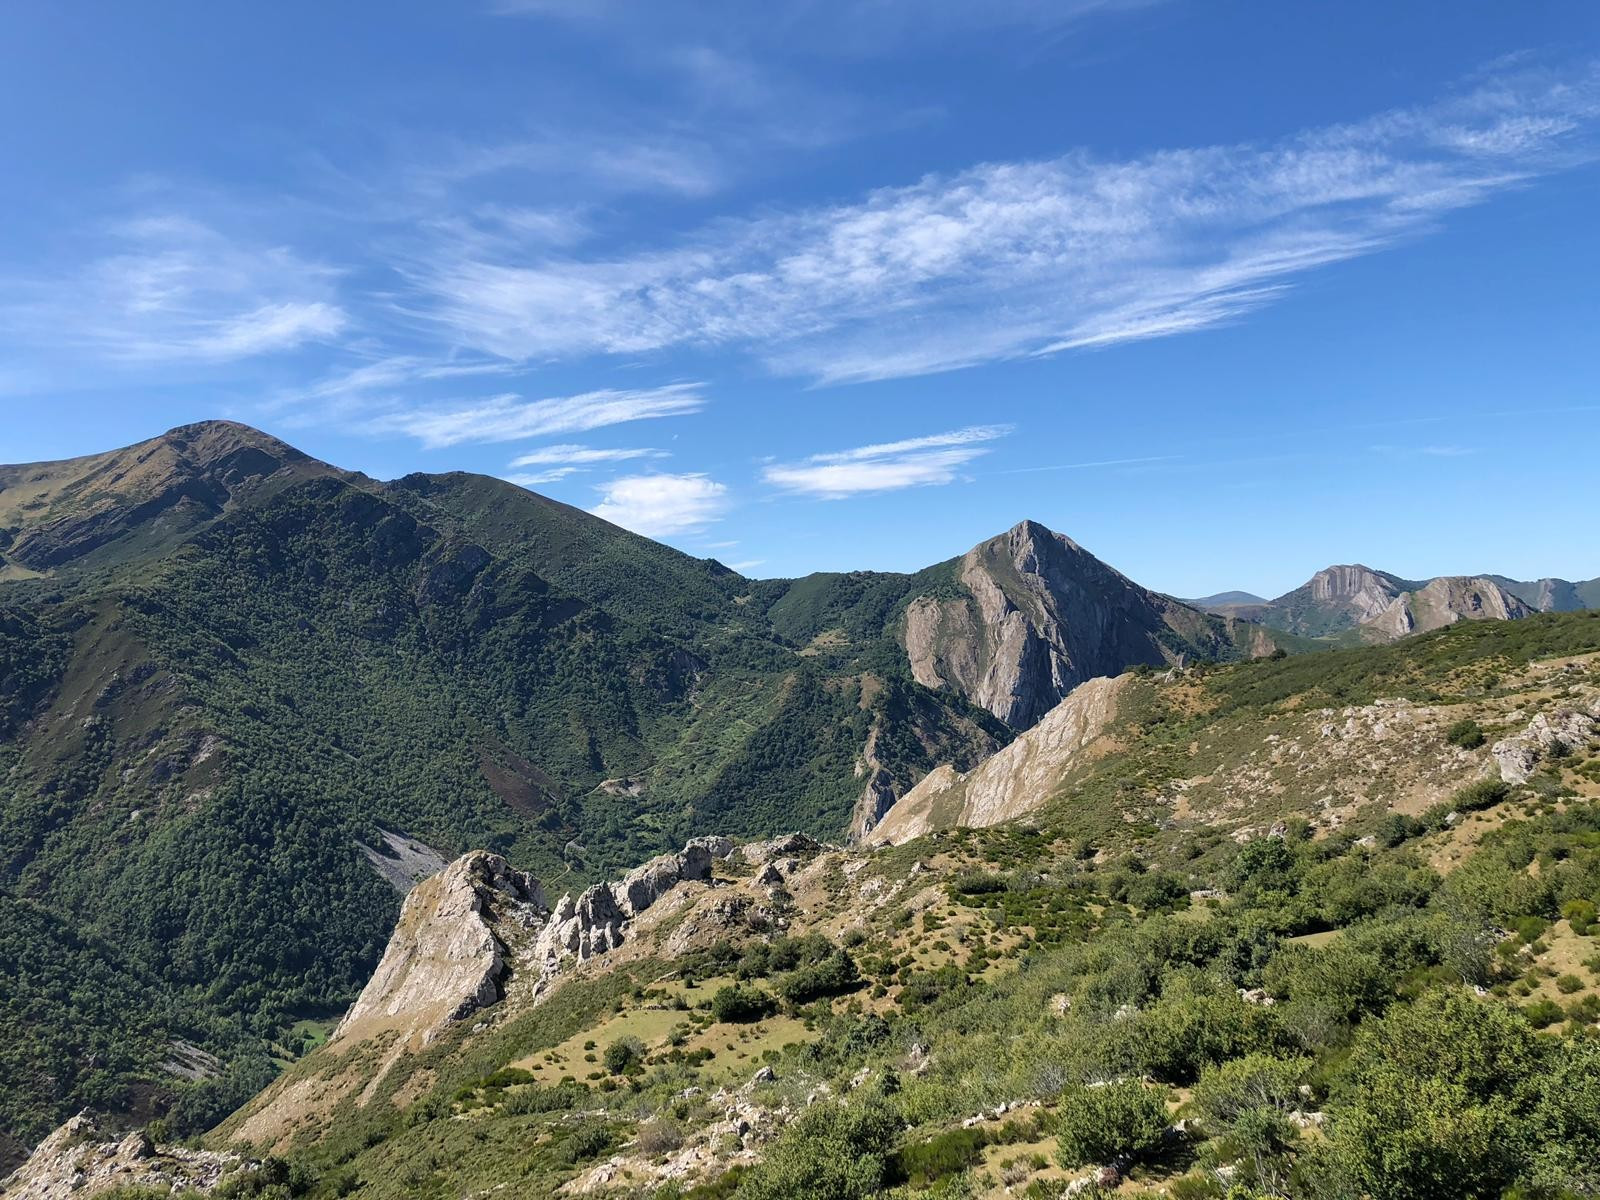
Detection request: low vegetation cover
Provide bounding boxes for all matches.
[181,763,1600,1200]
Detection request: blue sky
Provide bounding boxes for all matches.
[2,1,1597,596]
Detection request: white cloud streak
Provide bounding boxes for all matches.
[509,443,666,467]
[370,383,706,448]
[590,472,729,535]
[410,65,1599,384]
[764,424,1009,498]
[0,215,347,364]
[502,442,667,485]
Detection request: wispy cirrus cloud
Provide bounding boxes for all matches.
[409,64,1599,384]
[0,215,346,365]
[763,424,1011,498]
[369,383,706,449]
[503,442,666,485]
[590,472,729,535]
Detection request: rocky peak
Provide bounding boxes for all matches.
[1364,576,1532,641]
[901,520,1245,730]
[1305,564,1399,604]
[0,419,342,572]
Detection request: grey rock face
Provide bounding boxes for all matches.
[535,844,717,976]
[687,835,735,859]
[612,845,713,918]
[1366,577,1531,641]
[902,521,1236,730]
[335,851,546,1043]
[1493,706,1597,784]
[3,1112,247,1200]
[740,833,823,865]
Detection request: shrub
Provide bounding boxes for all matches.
[950,870,1008,896]
[779,950,861,1004]
[736,1098,901,1200]
[638,1117,683,1155]
[1055,1081,1169,1168]
[555,1120,613,1166]
[711,983,777,1024]
[1563,899,1598,936]
[1451,778,1510,814]
[1445,719,1486,750]
[1556,974,1585,995]
[890,1126,988,1186]
[603,1036,646,1074]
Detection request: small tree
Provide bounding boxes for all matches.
[602,1036,645,1075]
[711,982,777,1023]
[1055,1080,1169,1168]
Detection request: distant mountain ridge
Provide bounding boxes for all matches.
[1196,562,1596,641]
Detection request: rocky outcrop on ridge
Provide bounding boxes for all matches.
[902,520,1254,730]
[3,1113,248,1200]
[1493,704,1600,784]
[1199,564,1578,642]
[335,851,546,1044]
[869,674,1130,844]
[336,842,726,1048]
[532,845,715,975]
[1365,576,1532,640]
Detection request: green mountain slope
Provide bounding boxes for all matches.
[0,424,1007,1155]
[0,421,1398,1161]
[174,609,1600,1200]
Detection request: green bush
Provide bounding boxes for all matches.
[890,1126,988,1186]
[602,1036,646,1074]
[1054,1080,1169,1168]
[1445,719,1486,750]
[778,950,861,1004]
[711,983,777,1024]
[1450,778,1510,814]
[735,1098,901,1200]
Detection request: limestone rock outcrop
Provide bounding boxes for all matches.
[869,674,1130,844]
[1493,705,1598,784]
[3,1113,247,1199]
[1365,577,1531,641]
[334,851,546,1043]
[902,521,1247,730]
[740,833,823,865]
[335,841,730,1046]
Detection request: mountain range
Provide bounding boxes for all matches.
[0,421,1275,1157]
[3,420,1598,1197]
[1188,563,1598,642]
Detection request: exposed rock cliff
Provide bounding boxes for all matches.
[901,521,1254,730]
[3,1114,248,1200]
[334,851,547,1045]
[868,674,1131,844]
[336,842,725,1049]
[1365,576,1532,640]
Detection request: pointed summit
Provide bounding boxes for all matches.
[900,519,1273,731]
